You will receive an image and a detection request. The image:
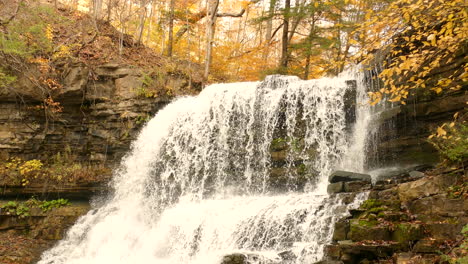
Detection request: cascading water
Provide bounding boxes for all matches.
[39,69,372,264]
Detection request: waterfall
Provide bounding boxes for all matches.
[39,70,371,264]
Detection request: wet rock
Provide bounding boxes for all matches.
[369,90,467,168]
[340,193,357,205]
[221,253,247,264]
[333,219,349,241]
[325,244,341,259]
[327,182,344,194]
[329,171,371,184]
[408,171,425,179]
[278,250,296,262]
[314,260,344,264]
[343,181,371,192]
[220,252,276,264]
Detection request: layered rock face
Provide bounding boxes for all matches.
[369,89,467,168]
[0,203,90,264]
[0,63,199,165]
[324,167,467,264]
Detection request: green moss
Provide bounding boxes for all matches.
[360,199,384,210]
[358,219,378,227]
[271,137,288,151]
[367,206,386,214]
[392,223,423,243]
[297,163,307,175]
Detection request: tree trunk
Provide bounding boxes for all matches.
[137,1,147,44]
[145,1,154,45]
[203,0,219,80]
[167,0,175,57]
[303,17,316,79]
[106,0,112,22]
[262,0,275,62]
[280,0,290,68]
[93,0,103,19]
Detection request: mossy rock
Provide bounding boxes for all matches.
[348,219,391,241]
[391,223,424,244]
[360,199,384,210]
[376,211,409,222]
[360,199,401,211]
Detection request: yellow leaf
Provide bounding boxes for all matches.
[433,87,443,94]
[437,126,447,137]
[403,12,410,22]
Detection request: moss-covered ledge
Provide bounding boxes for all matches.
[322,166,467,264]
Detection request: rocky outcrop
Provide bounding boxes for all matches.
[368,89,467,168]
[0,202,90,264]
[0,63,200,165]
[323,168,467,264]
[328,171,372,194]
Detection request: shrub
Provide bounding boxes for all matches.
[39,198,70,212]
[429,116,468,164]
[1,201,30,218]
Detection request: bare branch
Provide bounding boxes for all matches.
[175,0,261,41]
[216,9,246,18]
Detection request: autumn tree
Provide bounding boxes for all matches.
[355,0,467,105]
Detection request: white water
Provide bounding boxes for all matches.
[39,71,372,264]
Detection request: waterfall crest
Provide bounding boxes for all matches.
[39,70,371,264]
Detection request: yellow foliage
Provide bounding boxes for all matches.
[355,0,467,105]
[45,24,54,42]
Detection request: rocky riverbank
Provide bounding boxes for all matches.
[323,166,467,264]
[0,201,90,264]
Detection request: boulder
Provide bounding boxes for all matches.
[278,250,296,262]
[391,223,423,244]
[333,219,349,241]
[314,260,344,264]
[221,253,247,264]
[329,171,371,183]
[408,171,425,179]
[343,181,371,192]
[348,219,391,241]
[327,182,344,194]
[397,177,442,202]
[413,239,444,253]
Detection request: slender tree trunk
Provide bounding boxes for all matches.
[262,0,275,61]
[304,17,316,79]
[280,0,290,68]
[106,0,112,22]
[137,2,147,44]
[203,0,219,80]
[145,1,154,45]
[167,0,175,56]
[93,0,103,19]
